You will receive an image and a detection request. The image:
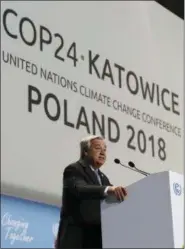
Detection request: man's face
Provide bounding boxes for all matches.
[87,138,107,168]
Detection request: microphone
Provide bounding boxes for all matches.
[114,158,150,177]
[114,158,121,164]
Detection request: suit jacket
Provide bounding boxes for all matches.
[56,159,112,248]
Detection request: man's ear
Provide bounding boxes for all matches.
[84,148,88,156]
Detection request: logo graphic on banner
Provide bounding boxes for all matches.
[52,223,59,237]
[1,212,34,245]
[1,195,60,248]
[173,182,182,196]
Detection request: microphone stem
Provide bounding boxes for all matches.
[117,160,150,177]
[135,167,150,176]
[120,163,147,176]
[120,163,137,173]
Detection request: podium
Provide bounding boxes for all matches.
[101,171,184,248]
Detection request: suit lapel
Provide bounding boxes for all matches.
[78,159,100,185]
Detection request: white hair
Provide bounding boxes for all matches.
[80,135,104,159]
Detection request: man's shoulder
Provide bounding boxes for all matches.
[64,160,82,171]
[62,160,83,178]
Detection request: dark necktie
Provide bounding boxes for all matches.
[94,169,102,185]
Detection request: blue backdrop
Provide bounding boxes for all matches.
[1,195,60,248]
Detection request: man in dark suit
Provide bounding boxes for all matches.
[56,135,127,248]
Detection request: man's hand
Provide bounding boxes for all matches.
[107,186,127,201]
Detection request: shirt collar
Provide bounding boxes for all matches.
[89,165,99,173]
